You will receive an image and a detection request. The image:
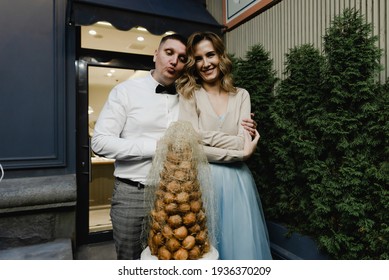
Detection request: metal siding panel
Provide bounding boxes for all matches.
[293,0,298,47]
[287,0,292,51]
[384,0,389,81]
[380,0,388,81]
[340,0,344,11]
[308,0,314,44]
[366,0,372,27]
[207,0,388,82]
[318,0,325,51]
[316,0,324,51]
[326,0,331,30]
[274,3,280,78]
[278,4,283,78]
[298,0,303,45]
[373,0,380,80]
[206,0,223,24]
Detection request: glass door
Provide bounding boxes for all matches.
[76,22,158,245]
[87,66,116,233]
[88,66,149,234]
[76,57,152,245]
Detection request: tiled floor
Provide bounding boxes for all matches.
[75,206,116,260]
[89,206,112,233]
[75,240,117,260]
[0,239,73,260]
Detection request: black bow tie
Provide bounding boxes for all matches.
[155,84,177,95]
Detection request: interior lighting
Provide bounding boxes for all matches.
[96,21,112,27]
[137,27,148,32]
[137,36,145,42]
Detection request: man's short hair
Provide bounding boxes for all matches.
[159,33,187,48]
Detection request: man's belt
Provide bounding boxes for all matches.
[116,177,145,189]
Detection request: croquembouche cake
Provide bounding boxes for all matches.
[142,121,218,260]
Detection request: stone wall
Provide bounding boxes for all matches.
[0,174,76,251]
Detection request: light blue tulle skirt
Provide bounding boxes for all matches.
[210,162,272,260]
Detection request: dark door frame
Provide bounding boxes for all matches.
[75,32,154,245]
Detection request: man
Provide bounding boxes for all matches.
[91,34,188,260]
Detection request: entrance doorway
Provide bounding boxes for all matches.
[76,23,162,245]
[88,66,148,234]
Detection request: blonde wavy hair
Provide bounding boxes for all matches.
[177,32,237,99]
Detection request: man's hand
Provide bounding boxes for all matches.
[241,113,257,137]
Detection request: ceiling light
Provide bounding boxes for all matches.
[137,36,145,42]
[137,27,148,32]
[96,21,112,27]
[89,30,97,36]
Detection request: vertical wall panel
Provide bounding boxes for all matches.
[0,0,67,169]
[205,0,223,24]
[378,0,387,81]
[383,0,389,80]
[207,0,389,82]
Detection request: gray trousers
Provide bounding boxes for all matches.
[110,179,147,260]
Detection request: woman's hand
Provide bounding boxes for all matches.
[243,129,260,160]
[241,113,257,137]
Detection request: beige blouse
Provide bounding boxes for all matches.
[178,87,251,162]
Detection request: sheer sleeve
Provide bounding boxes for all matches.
[178,94,245,162]
[179,96,243,150]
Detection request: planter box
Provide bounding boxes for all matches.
[267,221,330,260]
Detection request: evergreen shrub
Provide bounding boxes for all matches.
[232,8,389,259]
[231,45,278,192]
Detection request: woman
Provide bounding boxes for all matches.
[177,32,272,260]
